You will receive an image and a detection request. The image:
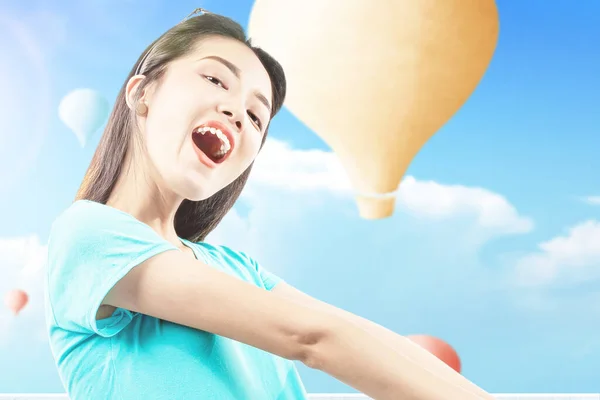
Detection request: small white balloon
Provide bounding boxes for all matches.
[58,88,109,147]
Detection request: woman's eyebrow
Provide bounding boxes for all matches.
[200,55,272,113]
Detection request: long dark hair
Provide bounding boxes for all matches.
[75,12,286,242]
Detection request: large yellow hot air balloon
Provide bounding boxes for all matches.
[248,0,499,219]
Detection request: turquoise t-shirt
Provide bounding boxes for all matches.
[44,200,308,400]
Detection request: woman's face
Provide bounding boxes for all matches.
[130,36,273,201]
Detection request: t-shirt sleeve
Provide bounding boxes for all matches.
[238,251,284,291]
[46,201,178,337]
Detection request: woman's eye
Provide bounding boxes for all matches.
[205,76,225,88]
[247,111,262,130]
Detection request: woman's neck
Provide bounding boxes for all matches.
[106,157,184,248]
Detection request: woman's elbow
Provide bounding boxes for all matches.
[293,316,341,370]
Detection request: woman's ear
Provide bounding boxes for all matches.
[125,75,146,112]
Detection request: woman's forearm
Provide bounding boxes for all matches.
[342,311,494,399]
[307,317,487,400]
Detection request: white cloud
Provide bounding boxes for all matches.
[251,140,351,193]
[582,196,600,206]
[0,236,48,279]
[514,220,600,287]
[396,177,532,234]
[0,235,48,345]
[247,139,533,234]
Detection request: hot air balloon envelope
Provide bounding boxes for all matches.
[407,334,462,373]
[59,88,109,147]
[4,289,29,316]
[248,0,499,219]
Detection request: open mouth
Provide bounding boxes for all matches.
[191,125,234,164]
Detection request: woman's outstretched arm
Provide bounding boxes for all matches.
[103,250,489,400]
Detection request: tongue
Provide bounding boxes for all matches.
[192,131,223,162]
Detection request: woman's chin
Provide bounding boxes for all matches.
[171,171,219,202]
[177,182,220,203]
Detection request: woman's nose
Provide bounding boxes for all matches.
[221,110,243,131]
[217,103,244,132]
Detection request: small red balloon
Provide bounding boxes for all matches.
[4,289,29,316]
[407,334,462,373]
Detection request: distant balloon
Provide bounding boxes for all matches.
[248,0,499,219]
[58,88,109,147]
[407,334,462,373]
[4,289,29,316]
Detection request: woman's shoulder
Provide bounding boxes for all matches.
[48,200,170,257]
[51,200,148,237]
[53,200,134,227]
[50,200,103,241]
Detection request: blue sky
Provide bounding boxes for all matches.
[0,0,599,395]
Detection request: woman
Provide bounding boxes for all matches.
[45,9,494,400]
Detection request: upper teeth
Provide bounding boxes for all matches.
[197,126,231,152]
